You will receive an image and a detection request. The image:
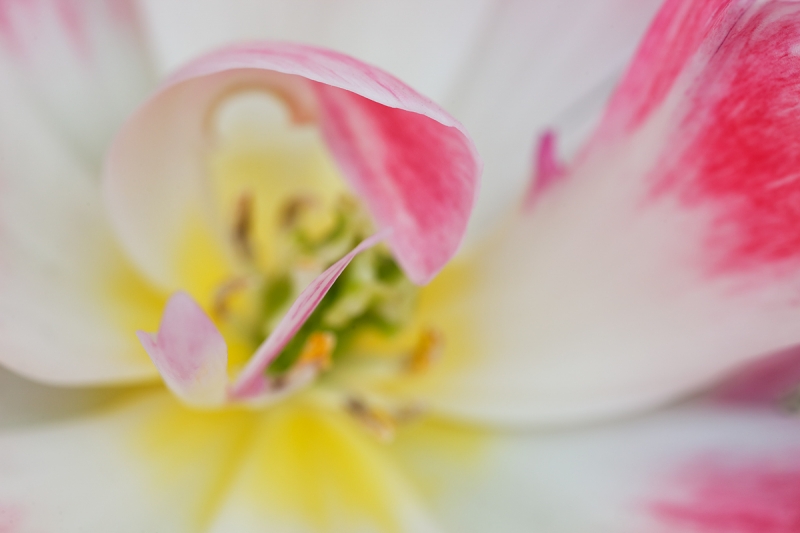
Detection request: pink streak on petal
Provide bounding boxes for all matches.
[315,85,477,284]
[711,346,800,407]
[137,292,228,407]
[0,0,90,59]
[599,0,742,137]
[524,130,566,210]
[0,504,23,533]
[111,42,479,286]
[654,3,800,273]
[651,456,800,533]
[230,231,388,400]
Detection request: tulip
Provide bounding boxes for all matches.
[2,1,800,532]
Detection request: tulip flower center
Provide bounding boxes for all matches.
[171,88,440,434]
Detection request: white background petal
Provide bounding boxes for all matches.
[0,0,156,167]
[0,392,254,533]
[393,402,800,533]
[0,367,120,430]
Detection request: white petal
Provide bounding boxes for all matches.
[0,367,119,430]
[447,0,663,239]
[138,0,492,103]
[0,68,163,384]
[204,399,443,533]
[0,392,443,533]
[0,0,156,166]
[0,392,243,532]
[392,400,800,533]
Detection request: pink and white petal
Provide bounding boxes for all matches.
[138,0,493,103]
[446,0,663,238]
[104,42,479,288]
[0,70,163,384]
[138,292,228,408]
[0,0,156,166]
[392,398,800,533]
[0,391,259,533]
[406,0,800,425]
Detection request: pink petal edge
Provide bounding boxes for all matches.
[105,42,480,287]
[136,291,228,408]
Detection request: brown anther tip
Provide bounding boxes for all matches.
[345,396,397,443]
[233,191,255,260]
[280,195,317,229]
[211,277,251,319]
[406,328,445,374]
[393,404,426,424]
[297,331,336,371]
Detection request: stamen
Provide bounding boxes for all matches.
[280,195,316,229]
[345,396,397,443]
[233,191,255,260]
[211,276,252,319]
[296,331,336,371]
[406,328,444,374]
[393,403,426,424]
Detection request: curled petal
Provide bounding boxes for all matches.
[104,42,479,288]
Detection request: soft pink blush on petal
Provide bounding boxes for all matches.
[650,456,800,533]
[137,292,228,408]
[649,3,800,275]
[104,42,480,289]
[597,0,746,139]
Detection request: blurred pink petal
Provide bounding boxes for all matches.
[137,292,228,408]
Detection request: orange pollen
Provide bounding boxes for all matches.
[297,331,337,371]
[406,328,444,374]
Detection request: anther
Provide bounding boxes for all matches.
[280,195,316,230]
[233,191,255,260]
[345,396,397,443]
[297,331,336,371]
[406,328,444,374]
[211,276,252,319]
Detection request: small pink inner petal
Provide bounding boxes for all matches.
[137,291,228,407]
[229,230,389,400]
[524,130,566,210]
